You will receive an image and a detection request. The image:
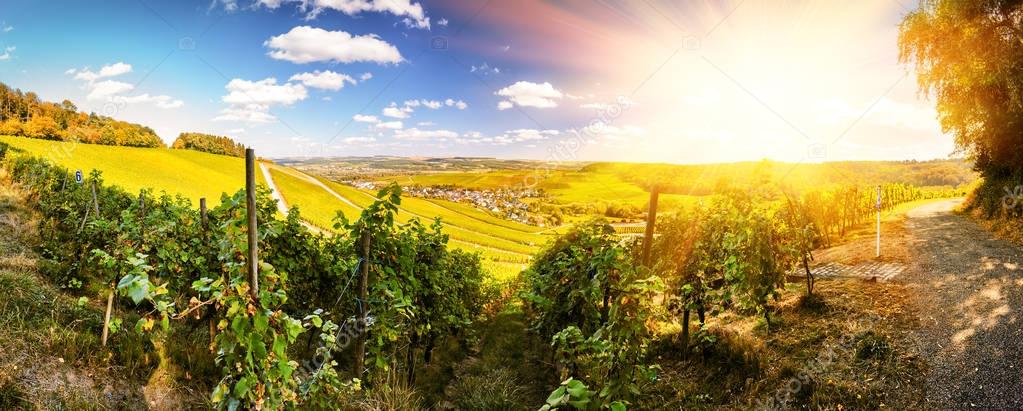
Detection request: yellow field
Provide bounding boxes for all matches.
[0,135,263,206]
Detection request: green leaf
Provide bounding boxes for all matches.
[249,333,267,360]
[272,336,287,358]
[211,383,227,403]
[253,311,268,333]
[278,360,295,381]
[233,375,254,398]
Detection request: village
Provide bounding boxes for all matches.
[350,180,544,225]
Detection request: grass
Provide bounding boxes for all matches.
[264,167,541,256]
[0,135,265,206]
[643,279,925,410]
[269,167,362,227]
[0,137,543,279]
[317,176,545,245]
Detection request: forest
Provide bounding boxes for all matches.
[0,82,163,148]
[172,133,246,158]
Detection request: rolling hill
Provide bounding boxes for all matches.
[0,135,544,280]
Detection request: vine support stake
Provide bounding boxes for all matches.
[641,186,660,266]
[101,284,114,346]
[199,197,208,232]
[91,181,100,217]
[245,148,259,299]
[354,229,370,380]
[138,192,146,247]
[199,197,215,344]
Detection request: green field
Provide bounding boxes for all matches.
[0,135,264,206]
[373,159,977,214]
[0,137,546,280]
[269,168,362,228]
[262,163,543,257]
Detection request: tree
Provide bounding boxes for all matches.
[899,1,1023,177]
[172,132,246,157]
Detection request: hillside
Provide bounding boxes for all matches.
[0,136,545,280]
[0,135,262,206]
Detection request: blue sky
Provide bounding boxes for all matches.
[0,0,956,163]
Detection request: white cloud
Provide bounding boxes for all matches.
[343,136,377,144]
[216,78,308,123]
[228,128,246,134]
[376,120,403,129]
[210,0,239,12]
[416,121,435,126]
[265,26,403,64]
[360,72,373,81]
[87,80,135,100]
[260,0,431,29]
[394,128,458,141]
[470,62,500,75]
[214,104,277,123]
[421,99,442,109]
[444,98,467,109]
[2,23,12,33]
[580,98,635,111]
[437,18,448,27]
[497,101,513,111]
[112,93,185,109]
[74,62,133,82]
[382,103,412,118]
[495,81,562,109]
[456,129,559,145]
[289,70,356,91]
[0,46,13,61]
[353,114,379,123]
[222,78,307,105]
[66,61,184,110]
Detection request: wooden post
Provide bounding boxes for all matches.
[641,187,660,266]
[91,182,100,217]
[354,229,370,379]
[245,149,259,300]
[199,198,208,232]
[199,197,215,344]
[138,192,146,246]
[101,285,114,346]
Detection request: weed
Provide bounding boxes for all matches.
[855,331,891,361]
[449,368,528,411]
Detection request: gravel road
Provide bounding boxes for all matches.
[901,199,1023,409]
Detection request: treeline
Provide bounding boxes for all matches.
[0,82,163,147]
[591,160,977,196]
[172,133,246,157]
[899,0,1022,217]
[0,142,493,409]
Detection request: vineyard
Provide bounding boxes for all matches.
[0,137,967,409]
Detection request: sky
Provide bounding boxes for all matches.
[0,0,956,163]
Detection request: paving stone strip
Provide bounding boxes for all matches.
[808,261,907,281]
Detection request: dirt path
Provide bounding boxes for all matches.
[901,199,1023,409]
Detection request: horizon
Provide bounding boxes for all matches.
[0,0,953,164]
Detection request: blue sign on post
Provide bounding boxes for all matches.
[75,170,83,184]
